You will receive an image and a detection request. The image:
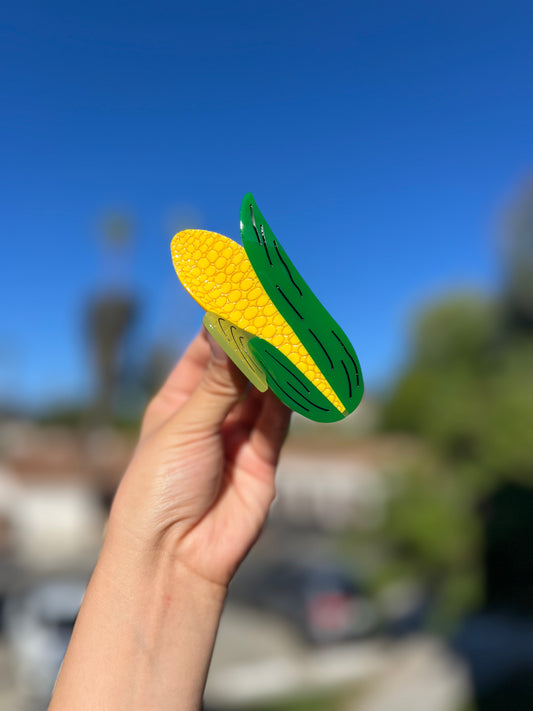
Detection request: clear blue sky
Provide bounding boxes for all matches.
[2,0,533,408]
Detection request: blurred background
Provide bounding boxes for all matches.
[1,0,533,709]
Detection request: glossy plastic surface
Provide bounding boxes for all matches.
[170,195,364,422]
[170,228,344,412]
[240,193,363,418]
[203,312,268,392]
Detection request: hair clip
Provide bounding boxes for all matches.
[171,193,363,422]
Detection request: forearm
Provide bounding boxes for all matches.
[48,334,290,710]
[49,522,226,711]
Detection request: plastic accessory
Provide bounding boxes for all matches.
[171,194,363,422]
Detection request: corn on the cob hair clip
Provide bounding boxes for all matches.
[170,194,363,422]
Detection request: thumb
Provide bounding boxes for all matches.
[177,332,248,430]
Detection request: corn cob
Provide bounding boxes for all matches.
[171,229,343,411]
[170,194,363,422]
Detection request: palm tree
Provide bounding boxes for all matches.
[87,211,137,423]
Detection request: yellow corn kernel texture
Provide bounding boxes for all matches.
[171,229,343,412]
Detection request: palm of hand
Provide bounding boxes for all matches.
[115,330,291,589]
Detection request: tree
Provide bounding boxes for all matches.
[502,176,533,331]
[379,286,533,626]
[86,210,138,423]
[87,293,137,422]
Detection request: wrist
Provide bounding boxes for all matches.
[105,469,246,591]
[101,509,229,608]
[51,514,226,711]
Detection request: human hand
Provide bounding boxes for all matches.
[50,330,291,710]
[109,328,292,590]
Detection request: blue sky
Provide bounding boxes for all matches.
[2,0,533,408]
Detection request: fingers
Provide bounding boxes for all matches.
[143,327,291,456]
[141,330,212,437]
[171,333,249,433]
[161,330,211,399]
[223,385,264,433]
[249,390,292,467]
[220,386,265,462]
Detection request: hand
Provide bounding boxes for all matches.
[50,330,291,711]
[109,328,292,590]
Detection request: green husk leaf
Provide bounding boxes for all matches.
[249,337,345,422]
[240,193,364,415]
[203,312,268,392]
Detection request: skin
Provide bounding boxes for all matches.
[49,329,291,711]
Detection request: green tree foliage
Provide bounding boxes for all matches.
[377,285,533,625]
[383,292,533,487]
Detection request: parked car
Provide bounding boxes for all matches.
[240,560,377,644]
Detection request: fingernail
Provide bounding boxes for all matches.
[206,333,227,362]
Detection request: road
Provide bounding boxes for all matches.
[205,604,471,710]
[0,602,471,711]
